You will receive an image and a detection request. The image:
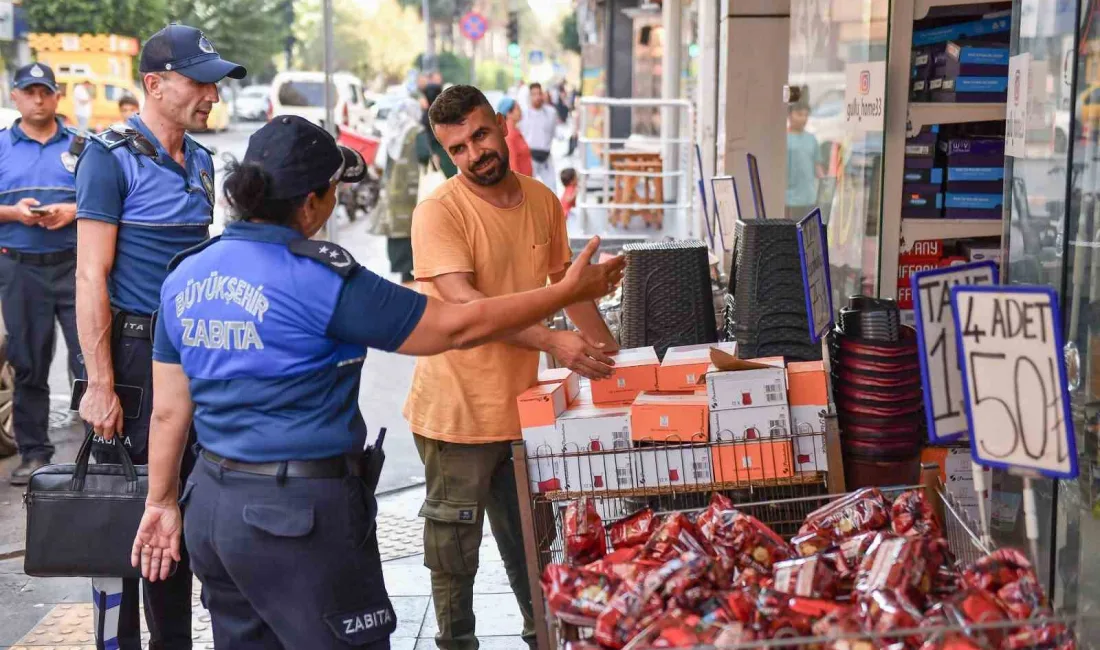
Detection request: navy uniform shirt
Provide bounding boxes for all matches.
[75,115,215,315]
[153,221,427,462]
[0,118,79,253]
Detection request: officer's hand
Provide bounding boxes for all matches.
[547,330,615,380]
[38,204,76,230]
[562,237,625,304]
[14,198,40,226]
[79,383,123,440]
[132,502,182,583]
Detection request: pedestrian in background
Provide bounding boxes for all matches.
[72,81,93,132]
[560,167,578,219]
[407,85,620,650]
[785,100,823,220]
[118,94,139,121]
[75,24,244,650]
[497,96,532,177]
[0,62,83,485]
[521,82,559,190]
[130,115,621,650]
[375,99,423,285]
[419,83,457,179]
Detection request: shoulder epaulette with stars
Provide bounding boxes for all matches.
[288,239,359,277]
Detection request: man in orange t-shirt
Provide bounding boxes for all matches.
[405,85,618,650]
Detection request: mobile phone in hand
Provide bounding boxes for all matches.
[28,207,48,216]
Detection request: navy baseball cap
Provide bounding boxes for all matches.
[244,115,367,199]
[139,24,246,83]
[12,63,58,92]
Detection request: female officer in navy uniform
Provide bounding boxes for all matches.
[130,115,623,649]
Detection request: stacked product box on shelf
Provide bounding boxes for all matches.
[912,12,1010,104]
[517,380,570,493]
[590,346,660,405]
[538,366,581,404]
[557,401,635,492]
[657,341,738,392]
[706,353,794,482]
[922,446,992,526]
[941,137,1005,219]
[787,361,830,474]
[903,126,943,219]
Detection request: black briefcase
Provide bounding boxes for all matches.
[24,433,147,578]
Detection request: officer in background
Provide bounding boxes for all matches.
[74,24,245,650]
[129,116,623,649]
[0,62,84,484]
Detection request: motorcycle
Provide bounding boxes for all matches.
[335,125,383,223]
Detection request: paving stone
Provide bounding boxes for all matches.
[420,594,525,639]
[383,564,432,597]
[414,636,528,649]
[389,596,430,639]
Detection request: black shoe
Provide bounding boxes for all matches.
[10,457,48,486]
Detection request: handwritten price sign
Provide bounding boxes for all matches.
[950,286,1077,479]
[796,208,833,343]
[911,262,997,442]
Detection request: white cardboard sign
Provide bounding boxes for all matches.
[911,262,998,442]
[950,286,1078,479]
[1006,53,1031,158]
[796,208,833,342]
[844,61,886,133]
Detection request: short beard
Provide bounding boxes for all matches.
[467,150,510,186]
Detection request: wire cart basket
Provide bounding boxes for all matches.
[511,435,1092,649]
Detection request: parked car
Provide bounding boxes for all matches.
[234,84,270,121]
[55,73,142,131]
[268,71,371,133]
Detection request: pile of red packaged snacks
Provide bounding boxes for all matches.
[543,488,1072,649]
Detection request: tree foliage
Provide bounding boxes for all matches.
[559,11,581,55]
[413,51,470,85]
[22,0,169,38]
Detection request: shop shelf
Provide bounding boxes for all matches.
[901,218,1004,241]
[907,102,1006,132]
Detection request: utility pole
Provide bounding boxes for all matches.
[422,0,435,72]
[322,0,337,243]
[284,0,294,70]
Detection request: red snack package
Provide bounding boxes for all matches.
[792,530,835,557]
[812,606,886,650]
[963,548,1038,593]
[703,510,794,574]
[733,566,773,589]
[940,588,1011,647]
[891,490,943,537]
[917,633,986,650]
[564,643,604,650]
[595,553,703,649]
[772,555,838,599]
[564,498,607,566]
[712,622,758,646]
[641,512,712,562]
[800,487,891,539]
[787,595,844,619]
[856,536,930,597]
[841,531,886,569]
[695,492,735,538]
[541,564,619,626]
[586,547,662,584]
[609,508,658,550]
[701,587,757,625]
[753,589,815,638]
[1003,622,1076,650]
[860,589,924,647]
[660,552,726,611]
[996,574,1048,621]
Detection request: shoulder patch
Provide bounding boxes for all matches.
[288,239,359,277]
[185,134,215,157]
[168,236,221,271]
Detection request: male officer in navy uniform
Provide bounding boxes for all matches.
[0,62,84,484]
[74,24,245,650]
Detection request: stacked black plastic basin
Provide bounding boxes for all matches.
[831,296,923,487]
[619,240,718,358]
[724,219,820,361]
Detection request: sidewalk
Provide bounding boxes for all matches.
[2,485,527,649]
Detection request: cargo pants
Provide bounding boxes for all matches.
[414,435,539,650]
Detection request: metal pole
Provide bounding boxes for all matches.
[322,0,337,243]
[422,0,434,71]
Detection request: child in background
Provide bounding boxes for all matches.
[118,95,140,121]
[560,167,577,218]
[785,101,823,220]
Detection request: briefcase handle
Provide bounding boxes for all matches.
[70,433,140,493]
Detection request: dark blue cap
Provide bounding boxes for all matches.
[244,115,367,199]
[12,63,58,92]
[139,24,246,83]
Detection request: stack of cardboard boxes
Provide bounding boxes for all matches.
[517,344,832,494]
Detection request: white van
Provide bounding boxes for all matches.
[268,71,372,133]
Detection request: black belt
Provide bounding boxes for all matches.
[0,247,76,266]
[201,449,361,478]
[114,312,155,341]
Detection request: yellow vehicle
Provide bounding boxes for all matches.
[204,96,231,132]
[54,73,141,132]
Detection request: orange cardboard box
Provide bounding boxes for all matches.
[590,346,659,405]
[630,392,709,442]
[711,439,795,483]
[539,367,581,404]
[516,382,567,429]
[787,361,828,432]
[748,356,786,368]
[657,342,738,391]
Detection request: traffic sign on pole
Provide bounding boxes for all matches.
[460,11,488,42]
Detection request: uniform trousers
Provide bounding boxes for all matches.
[414,435,545,650]
[184,454,395,649]
[0,252,82,461]
[89,317,195,650]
